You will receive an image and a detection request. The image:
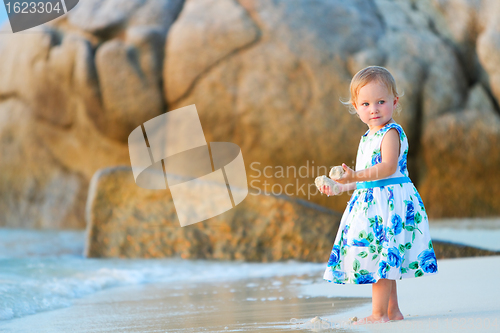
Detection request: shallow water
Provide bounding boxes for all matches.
[0,273,369,332]
[0,227,349,327]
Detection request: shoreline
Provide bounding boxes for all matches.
[2,256,499,332]
[0,273,370,332]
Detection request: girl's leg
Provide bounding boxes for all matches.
[354,278,392,324]
[388,280,404,321]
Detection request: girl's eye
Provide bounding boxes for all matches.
[379,100,385,104]
[362,103,368,106]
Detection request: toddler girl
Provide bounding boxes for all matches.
[319,66,438,325]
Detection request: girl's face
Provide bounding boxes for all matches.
[352,80,398,131]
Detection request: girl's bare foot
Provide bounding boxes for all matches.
[352,314,390,325]
[388,310,404,321]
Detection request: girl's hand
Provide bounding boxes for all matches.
[319,183,343,196]
[334,163,356,184]
[320,185,333,196]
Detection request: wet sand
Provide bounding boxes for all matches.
[0,273,369,332]
[4,256,499,332]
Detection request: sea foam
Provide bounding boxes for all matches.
[0,228,325,321]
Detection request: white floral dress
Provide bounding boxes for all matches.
[323,122,438,284]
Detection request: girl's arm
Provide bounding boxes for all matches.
[335,128,401,184]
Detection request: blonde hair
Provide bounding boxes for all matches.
[340,66,404,116]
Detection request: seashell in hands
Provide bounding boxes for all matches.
[315,175,341,196]
[329,166,345,180]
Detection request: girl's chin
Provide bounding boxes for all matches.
[370,118,389,124]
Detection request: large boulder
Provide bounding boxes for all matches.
[85,166,342,261]
[0,0,185,228]
[432,240,500,259]
[164,0,499,216]
[421,84,500,216]
[0,99,87,228]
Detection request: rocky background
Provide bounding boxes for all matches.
[84,166,500,261]
[1,0,499,236]
[85,166,343,261]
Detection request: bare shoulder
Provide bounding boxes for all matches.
[381,128,401,155]
[382,128,399,141]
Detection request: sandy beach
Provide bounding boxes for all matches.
[300,255,500,332]
[1,254,499,332]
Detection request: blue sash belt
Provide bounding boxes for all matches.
[356,176,411,189]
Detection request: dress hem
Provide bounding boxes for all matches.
[322,270,438,285]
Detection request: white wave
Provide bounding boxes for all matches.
[0,228,326,321]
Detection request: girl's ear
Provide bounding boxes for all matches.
[393,96,399,107]
[352,102,360,117]
[351,101,357,110]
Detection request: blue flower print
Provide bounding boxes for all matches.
[348,194,359,213]
[364,189,374,203]
[388,187,394,211]
[387,247,402,268]
[391,214,403,235]
[356,273,376,284]
[378,260,389,279]
[332,270,344,279]
[381,226,390,245]
[399,156,407,174]
[405,201,415,226]
[328,245,341,266]
[418,249,438,273]
[352,239,370,247]
[373,222,384,242]
[378,227,389,244]
[343,224,350,235]
[371,152,381,166]
[415,191,425,211]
